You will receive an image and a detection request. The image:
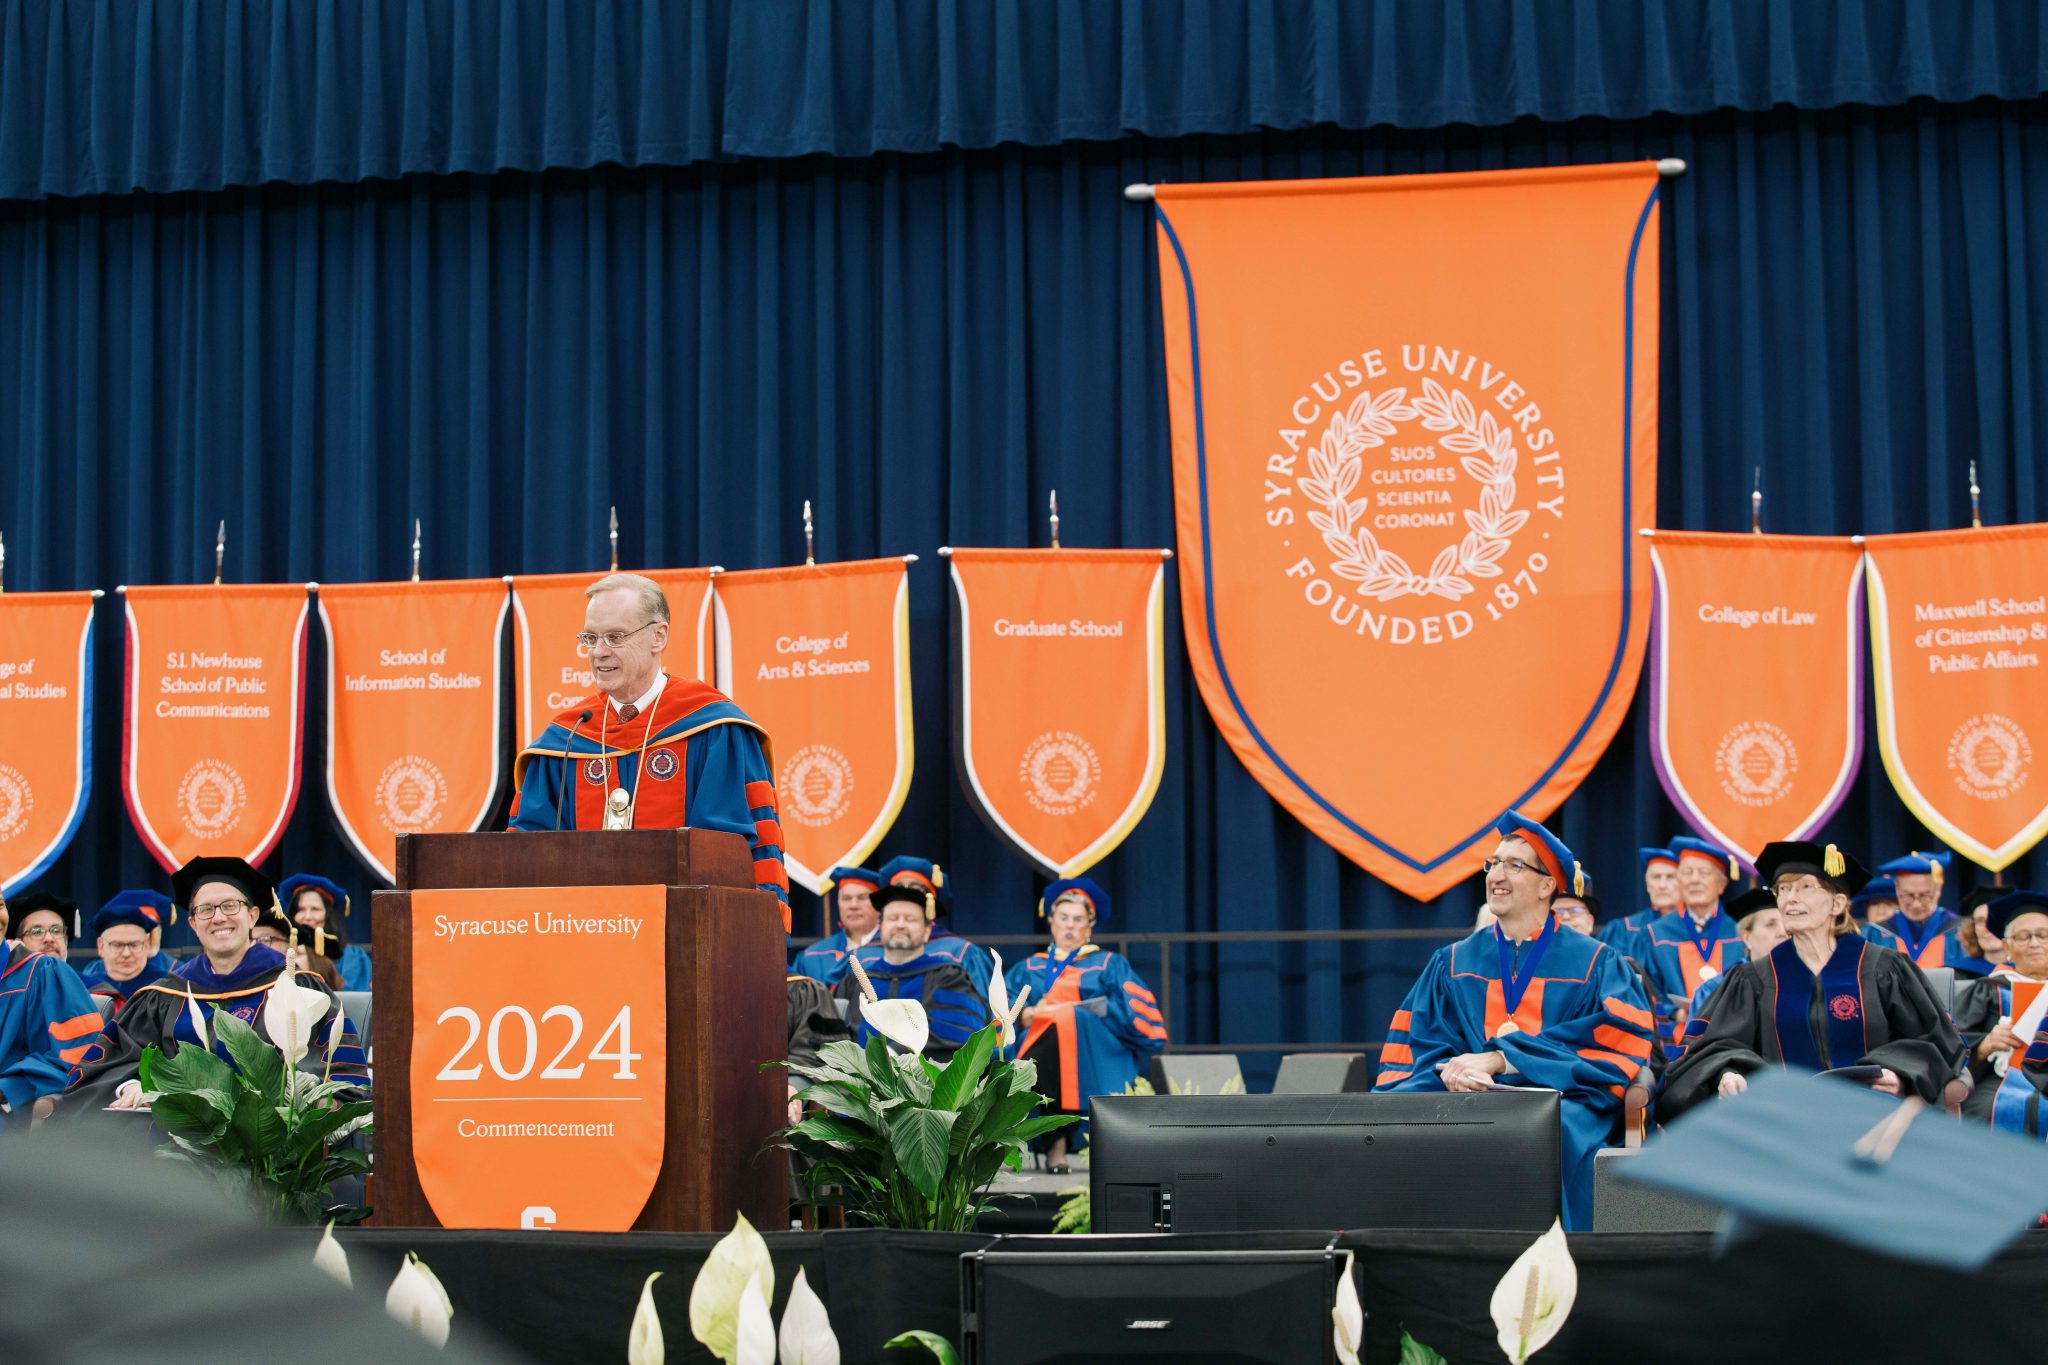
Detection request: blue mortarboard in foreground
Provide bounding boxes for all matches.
[1493,810,1583,896]
[1617,1069,2048,1271]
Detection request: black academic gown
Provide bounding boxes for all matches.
[1660,934,1962,1123]
[787,974,851,1069]
[1953,974,2048,1129]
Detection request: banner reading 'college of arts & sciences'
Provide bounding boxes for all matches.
[1867,525,2048,871]
[948,548,1168,878]
[0,592,95,893]
[122,584,309,872]
[318,579,510,884]
[713,558,912,895]
[1647,532,1866,871]
[509,569,717,746]
[1153,163,1662,899]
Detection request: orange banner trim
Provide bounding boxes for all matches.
[0,591,96,894]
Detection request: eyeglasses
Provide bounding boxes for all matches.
[1772,878,1830,900]
[573,622,659,650]
[2006,931,2048,946]
[1482,857,1544,878]
[18,925,67,942]
[102,939,150,953]
[189,899,254,923]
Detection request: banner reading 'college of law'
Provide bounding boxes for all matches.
[1154,163,1662,899]
[122,584,309,872]
[411,885,666,1230]
[948,548,1168,878]
[714,558,912,894]
[509,569,716,746]
[1867,525,2048,871]
[1647,533,1866,871]
[0,592,95,894]
[318,580,510,884]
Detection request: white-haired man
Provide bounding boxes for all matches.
[511,573,788,920]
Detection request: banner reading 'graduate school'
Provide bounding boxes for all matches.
[122,584,309,872]
[509,569,717,748]
[1867,525,2048,871]
[0,592,95,894]
[948,548,1169,878]
[1153,163,1662,900]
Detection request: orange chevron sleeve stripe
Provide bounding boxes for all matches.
[1576,1046,1643,1080]
[1375,1069,1412,1086]
[1380,1042,1414,1065]
[49,1013,103,1041]
[1603,995,1655,1031]
[1593,1023,1654,1059]
[745,781,777,810]
[1389,1009,1412,1033]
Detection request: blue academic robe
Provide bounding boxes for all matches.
[1596,907,1661,961]
[1003,945,1167,1140]
[0,948,105,1116]
[841,944,989,1061]
[78,951,177,989]
[920,930,996,997]
[1888,909,1990,977]
[791,930,865,988]
[1640,909,1746,1039]
[1374,916,1656,1230]
[336,944,373,992]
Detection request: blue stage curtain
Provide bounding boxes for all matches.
[6,98,2048,1078]
[5,1,2046,200]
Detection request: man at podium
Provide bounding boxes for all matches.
[510,573,789,919]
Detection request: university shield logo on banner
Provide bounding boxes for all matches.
[318,580,511,883]
[1867,525,2048,871]
[713,558,913,895]
[509,569,717,747]
[122,584,309,871]
[1153,163,1662,900]
[411,885,667,1231]
[948,548,1169,877]
[0,591,95,894]
[1647,533,1866,870]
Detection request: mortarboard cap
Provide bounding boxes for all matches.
[1877,850,1951,888]
[870,883,937,922]
[172,857,276,916]
[10,891,81,939]
[826,866,882,904]
[1616,1069,2048,1271]
[1962,884,2005,916]
[277,872,350,918]
[1851,876,1897,910]
[1493,810,1584,897]
[1726,886,1777,920]
[1041,877,1111,924]
[90,890,176,939]
[878,856,952,912]
[1670,836,1738,880]
[1639,846,1678,871]
[1984,891,2048,942]
[256,903,339,958]
[1756,840,1869,897]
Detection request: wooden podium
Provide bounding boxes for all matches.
[368,829,788,1232]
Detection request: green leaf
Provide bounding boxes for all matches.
[884,1329,961,1365]
[137,1047,158,1093]
[791,1115,886,1150]
[230,1088,288,1159]
[797,1082,887,1133]
[928,1026,997,1112]
[889,1107,958,1201]
[149,1038,238,1100]
[290,1099,375,1152]
[1399,1331,1451,1365]
[149,1092,231,1146]
[864,1034,897,1089]
[210,1010,285,1102]
[891,1054,934,1104]
[1008,1114,1080,1142]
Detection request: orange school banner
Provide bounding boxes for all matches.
[411,885,666,1230]
[1647,533,1866,872]
[0,592,96,894]
[318,580,510,884]
[509,569,717,746]
[948,548,1169,877]
[713,558,913,895]
[1867,525,2048,871]
[1153,163,1662,899]
[122,584,309,871]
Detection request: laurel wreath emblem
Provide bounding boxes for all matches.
[1298,378,1525,602]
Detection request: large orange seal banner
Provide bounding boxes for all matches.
[317,579,511,884]
[1153,163,1662,900]
[508,569,717,748]
[121,584,309,871]
[713,558,913,895]
[0,591,96,894]
[947,548,1169,877]
[1647,533,1867,871]
[1866,525,2048,871]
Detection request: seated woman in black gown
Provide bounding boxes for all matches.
[1660,841,1963,1122]
[1954,891,2048,1133]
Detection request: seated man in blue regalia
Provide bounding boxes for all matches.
[1374,811,1657,1230]
[837,886,989,1062]
[1878,850,1984,976]
[876,855,995,995]
[1639,836,1748,1040]
[1595,845,1681,960]
[1,928,105,1123]
[79,895,175,1012]
[790,865,883,988]
[75,891,179,991]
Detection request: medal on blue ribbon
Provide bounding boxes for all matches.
[1493,913,1560,1032]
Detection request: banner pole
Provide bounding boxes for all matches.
[213,520,226,585]
[411,518,423,583]
[0,529,6,593]
[803,499,816,567]
[1751,467,1763,535]
[1969,460,1983,529]
[1049,490,1061,549]
[609,505,619,571]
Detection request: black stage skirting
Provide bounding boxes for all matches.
[335,1226,2048,1364]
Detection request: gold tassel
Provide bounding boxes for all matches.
[1728,855,1739,880]
[932,863,945,889]
[1824,844,1846,878]
[924,890,936,923]
[1573,863,1587,898]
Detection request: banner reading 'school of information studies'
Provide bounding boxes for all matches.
[318,580,510,884]
[714,559,912,895]
[0,592,95,893]
[509,569,717,745]
[1647,533,1867,871]
[411,885,666,1231]
[122,585,309,871]
[1867,525,2048,871]
[1153,163,1662,899]
[948,549,1168,878]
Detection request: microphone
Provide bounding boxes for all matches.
[553,709,594,830]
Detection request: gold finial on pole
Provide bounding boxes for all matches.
[1049,489,1061,549]
[803,499,816,567]
[410,518,423,583]
[1969,460,1982,529]
[608,506,620,571]
[1750,467,1763,535]
[213,521,227,585]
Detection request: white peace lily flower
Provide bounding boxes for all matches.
[627,1271,664,1365]
[986,950,1012,1045]
[1331,1249,1363,1365]
[860,998,930,1056]
[262,969,332,1068]
[735,1271,775,1365]
[185,989,210,1051]
[776,1266,840,1365]
[1490,1219,1576,1363]
[312,1220,352,1289]
[386,1251,453,1349]
[689,1213,776,1362]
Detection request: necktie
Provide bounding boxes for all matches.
[618,704,639,721]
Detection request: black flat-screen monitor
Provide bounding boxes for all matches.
[1089,1090,1560,1233]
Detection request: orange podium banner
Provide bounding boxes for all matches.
[318,580,511,883]
[948,548,1169,877]
[509,569,717,745]
[713,558,913,895]
[1153,163,1662,899]
[410,885,667,1231]
[121,584,309,872]
[1647,533,1867,872]
[0,592,97,894]
[1867,525,2048,871]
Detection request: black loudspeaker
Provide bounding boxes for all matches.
[961,1235,1339,1365]
[1271,1052,1372,1093]
[1146,1053,1244,1095]
[1591,1149,1720,1232]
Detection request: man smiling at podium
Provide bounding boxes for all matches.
[510,573,789,921]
